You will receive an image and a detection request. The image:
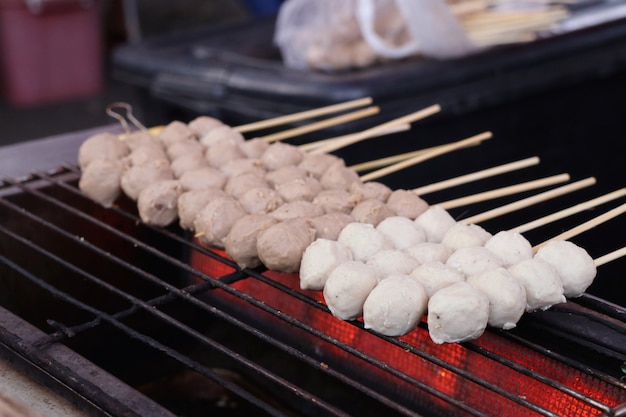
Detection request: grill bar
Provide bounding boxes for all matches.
[1,168,625,417]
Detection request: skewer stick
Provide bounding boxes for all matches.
[233,97,373,133]
[438,173,570,209]
[595,247,626,267]
[299,124,411,152]
[359,131,493,182]
[349,139,482,172]
[461,177,596,225]
[533,202,626,251]
[309,104,442,155]
[413,156,540,196]
[260,106,380,143]
[510,188,626,234]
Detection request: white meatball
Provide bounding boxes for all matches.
[466,267,527,330]
[299,239,354,290]
[238,138,270,159]
[158,121,194,147]
[376,216,426,250]
[410,261,465,298]
[427,282,489,344]
[323,261,380,320]
[337,222,394,261]
[365,249,421,279]
[363,275,428,336]
[508,258,566,312]
[441,223,492,251]
[484,230,533,267]
[405,242,452,264]
[446,246,503,277]
[535,240,597,298]
[414,205,456,243]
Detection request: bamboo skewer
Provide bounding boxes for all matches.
[533,202,626,251]
[359,131,493,182]
[260,106,380,143]
[595,247,626,267]
[461,177,596,225]
[309,104,442,155]
[234,97,373,133]
[299,124,411,152]
[510,188,626,234]
[349,139,481,172]
[413,156,540,196]
[438,173,570,209]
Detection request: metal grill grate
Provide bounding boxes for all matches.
[0,166,625,417]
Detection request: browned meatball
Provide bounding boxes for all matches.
[79,158,124,207]
[137,179,183,227]
[78,132,129,169]
[224,213,279,269]
[257,218,316,272]
[386,189,429,220]
[193,196,247,249]
[238,137,270,159]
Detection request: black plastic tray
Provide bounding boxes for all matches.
[112,14,626,125]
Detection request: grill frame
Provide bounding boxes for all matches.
[0,165,625,417]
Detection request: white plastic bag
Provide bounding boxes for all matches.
[274,0,475,71]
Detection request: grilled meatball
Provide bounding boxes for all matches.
[534,240,597,298]
[309,212,354,240]
[205,141,246,168]
[363,275,427,336]
[137,179,183,227]
[224,173,270,200]
[166,138,205,161]
[194,196,247,249]
[224,213,279,269]
[199,125,245,148]
[312,189,357,214]
[323,260,380,320]
[269,201,325,222]
[261,142,304,171]
[386,189,429,220]
[299,238,354,290]
[265,166,308,188]
[158,121,194,148]
[238,187,284,214]
[177,188,228,231]
[219,158,266,178]
[319,160,360,191]
[79,158,124,207]
[275,177,322,202]
[350,181,393,203]
[120,158,173,201]
[178,166,227,191]
[78,132,129,169]
[238,138,270,159]
[466,267,527,330]
[350,198,395,226]
[256,218,316,272]
[124,144,169,168]
[297,152,342,178]
[427,282,489,344]
[187,115,224,137]
[123,130,158,151]
[170,153,209,179]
